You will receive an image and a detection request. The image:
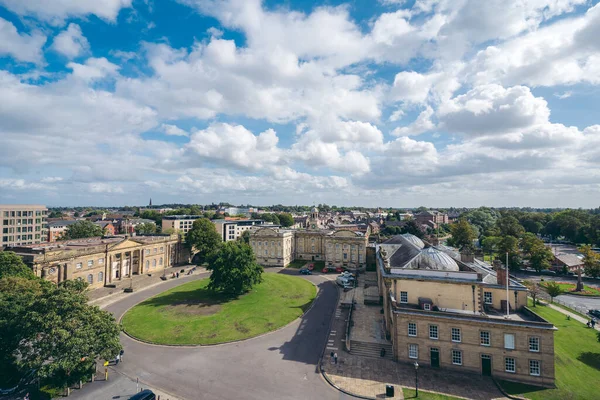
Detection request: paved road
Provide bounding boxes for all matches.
[74,270,348,400]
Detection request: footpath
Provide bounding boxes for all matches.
[539,300,600,331]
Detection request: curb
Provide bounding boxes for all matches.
[492,377,528,400]
[119,274,321,348]
[320,368,374,400]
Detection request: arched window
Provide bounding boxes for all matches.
[87,274,93,284]
[98,271,103,283]
[153,259,157,267]
[159,257,163,265]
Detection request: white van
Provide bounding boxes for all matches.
[336,276,353,288]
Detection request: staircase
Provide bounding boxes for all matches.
[349,340,393,360]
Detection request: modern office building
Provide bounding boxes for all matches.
[161,215,203,234]
[213,219,268,241]
[1,204,48,247]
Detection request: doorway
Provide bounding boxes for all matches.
[481,354,492,376]
[430,348,440,368]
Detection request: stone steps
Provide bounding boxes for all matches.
[349,340,393,360]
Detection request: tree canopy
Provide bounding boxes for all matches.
[447,218,477,250]
[0,251,35,280]
[186,218,222,265]
[135,222,156,234]
[580,244,600,278]
[62,220,103,240]
[277,213,294,227]
[207,241,263,296]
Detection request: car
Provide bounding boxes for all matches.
[540,270,557,276]
[299,268,312,275]
[322,266,337,273]
[589,309,600,319]
[129,389,156,400]
[336,266,344,273]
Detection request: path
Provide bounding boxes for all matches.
[543,300,600,331]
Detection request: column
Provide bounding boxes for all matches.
[128,252,133,277]
[108,254,112,283]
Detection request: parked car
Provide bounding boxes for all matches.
[589,309,600,319]
[540,270,557,276]
[129,389,156,400]
[336,276,353,288]
[322,266,337,273]
[335,266,344,273]
[299,268,312,275]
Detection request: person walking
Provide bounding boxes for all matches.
[334,352,338,365]
[119,349,124,362]
[176,272,180,278]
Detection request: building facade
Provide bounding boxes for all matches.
[7,234,183,289]
[376,234,556,387]
[161,215,203,234]
[213,219,268,242]
[415,210,449,229]
[1,204,48,247]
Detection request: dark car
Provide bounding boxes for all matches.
[589,309,600,319]
[299,268,312,275]
[129,389,156,400]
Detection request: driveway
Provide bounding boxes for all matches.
[72,270,349,400]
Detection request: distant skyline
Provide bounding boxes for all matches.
[1,0,600,208]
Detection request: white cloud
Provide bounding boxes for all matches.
[554,91,573,99]
[67,57,120,81]
[0,17,46,63]
[160,124,189,137]
[0,0,133,25]
[392,106,436,136]
[89,182,124,194]
[52,24,89,59]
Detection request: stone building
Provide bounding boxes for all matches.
[376,234,556,387]
[7,234,183,289]
[414,210,449,229]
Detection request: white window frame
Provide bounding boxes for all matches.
[480,331,491,346]
[452,350,462,365]
[451,327,461,343]
[76,262,82,269]
[529,360,541,376]
[98,258,104,265]
[429,325,438,340]
[400,291,408,303]
[87,260,93,267]
[529,337,540,352]
[408,344,418,359]
[504,333,515,350]
[424,303,431,311]
[484,291,493,304]
[505,357,516,373]
[408,323,417,337]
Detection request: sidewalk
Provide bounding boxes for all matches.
[542,300,600,331]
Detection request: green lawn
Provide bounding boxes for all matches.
[500,299,600,400]
[541,282,600,296]
[286,260,309,268]
[121,273,316,345]
[402,388,462,399]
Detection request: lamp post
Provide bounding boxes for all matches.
[414,361,419,397]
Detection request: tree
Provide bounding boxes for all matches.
[465,208,499,235]
[48,210,65,218]
[135,222,156,234]
[580,244,600,279]
[496,215,525,238]
[0,251,35,280]
[447,218,477,250]
[481,236,501,261]
[522,280,540,307]
[544,281,562,303]
[62,220,103,240]
[186,218,222,265]
[239,230,251,244]
[207,241,263,296]
[498,235,521,270]
[400,219,424,238]
[528,242,553,272]
[277,213,294,227]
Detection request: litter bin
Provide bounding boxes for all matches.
[385,384,394,397]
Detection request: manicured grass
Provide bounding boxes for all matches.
[402,388,462,399]
[286,260,309,268]
[121,273,316,345]
[500,299,600,400]
[541,282,600,296]
[549,301,589,319]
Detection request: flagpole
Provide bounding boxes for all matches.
[506,251,510,317]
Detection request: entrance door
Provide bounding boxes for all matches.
[430,348,440,368]
[481,355,492,376]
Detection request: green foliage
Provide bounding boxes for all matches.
[498,235,521,269]
[544,281,563,301]
[207,241,263,296]
[464,207,499,235]
[48,210,65,218]
[186,218,222,265]
[579,244,600,278]
[62,220,103,240]
[0,251,35,280]
[496,215,526,237]
[400,219,424,238]
[447,218,477,250]
[521,233,553,272]
[481,236,501,254]
[135,222,157,234]
[258,213,280,225]
[239,230,251,244]
[138,210,162,225]
[277,213,294,227]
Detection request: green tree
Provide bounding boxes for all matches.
[498,235,521,270]
[239,230,251,244]
[447,218,477,250]
[0,251,35,280]
[496,215,525,238]
[544,281,562,303]
[135,222,157,234]
[207,241,263,296]
[400,219,424,238]
[48,210,65,218]
[580,244,600,279]
[277,213,294,227]
[186,218,222,265]
[62,220,103,240]
[528,242,553,272]
[481,236,501,261]
[465,208,499,235]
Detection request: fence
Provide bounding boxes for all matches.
[551,297,592,316]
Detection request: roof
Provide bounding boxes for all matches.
[554,253,583,267]
[48,220,79,227]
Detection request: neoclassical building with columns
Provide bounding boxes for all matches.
[7,234,183,289]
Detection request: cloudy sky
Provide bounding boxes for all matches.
[1,0,599,208]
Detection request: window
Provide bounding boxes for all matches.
[146,260,150,269]
[98,258,104,265]
[159,257,163,265]
[504,334,515,350]
[529,337,540,352]
[409,344,418,359]
[505,358,516,373]
[480,331,490,346]
[145,249,150,255]
[484,291,493,305]
[451,328,461,342]
[529,360,541,376]
[452,350,462,365]
[88,260,93,267]
[408,323,417,337]
[153,248,157,254]
[160,247,164,252]
[76,262,82,269]
[98,271,104,283]
[400,291,408,303]
[87,274,93,284]
[429,325,438,340]
[424,303,431,311]
[152,259,157,267]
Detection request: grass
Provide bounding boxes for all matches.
[121,273,316,345]
[541,282,600,296]
[402,388,462,399]
[286,260,309,268]
[500,298,600,400]
[549,301,589,319]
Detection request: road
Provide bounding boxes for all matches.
[71,269,349,400]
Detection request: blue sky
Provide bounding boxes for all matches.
[0,0,599,208]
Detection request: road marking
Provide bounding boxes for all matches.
[330,330,337,333]
[326,347,338,351]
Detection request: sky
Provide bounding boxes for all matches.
[1,0,600,208]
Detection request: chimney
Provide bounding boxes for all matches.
[493,259,507,288]
[460,248,474,263]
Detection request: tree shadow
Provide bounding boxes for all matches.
[135,284,238,310]
[577,352,600,370]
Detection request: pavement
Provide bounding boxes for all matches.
[541,300,600,331]
[71,268,351,400]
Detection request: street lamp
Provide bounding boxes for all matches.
[414,361,419,397]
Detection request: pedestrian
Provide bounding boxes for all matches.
[587,320,591,328]
[334,352,338,365]
[119,349,124,362]
[24,393,29,400]
[115,353,120,365]
[172,272,175,278]
[176,272,179,278]
[592,319,596,328]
